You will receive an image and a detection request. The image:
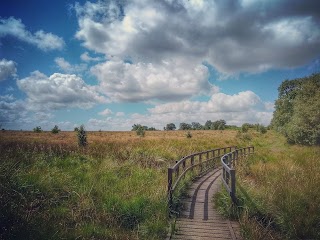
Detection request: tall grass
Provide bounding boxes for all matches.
[0,130,239,239]
[215,130,320,239]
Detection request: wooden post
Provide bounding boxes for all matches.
[168,168,173,213]
[199,154,202,173]
[230,169,236,203]
[191,155,194,172]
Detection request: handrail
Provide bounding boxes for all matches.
[221,146,254,203]
[167,146,237,214]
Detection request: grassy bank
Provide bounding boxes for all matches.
[215,130,320,239]
[0,130,239,239]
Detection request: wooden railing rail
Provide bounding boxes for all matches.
[167,146,237,213]
[221,146,254,203]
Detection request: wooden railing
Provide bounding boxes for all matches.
[167,146,237,213]
[221,146,254,203]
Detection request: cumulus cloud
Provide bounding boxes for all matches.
[55,57,87,73]
[85,90,273,130]
[80,52,103,62]
[0,17,65,51]
[0,96,27,127]
[0,59,17,81]
[98,108,113,116]
[74,0,320,74]
[91,59,217,102]
[17,71,107,110]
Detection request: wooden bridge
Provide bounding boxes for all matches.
[167,146,254,239]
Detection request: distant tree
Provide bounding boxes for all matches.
[132,124,142,131]
[51,125,60,134]
[241,123,250,133]
[147,127,156,131]
[74,127,79,132]
[179,122,192,130]
[211,120,226,130]
[165,123,176,131]
[33,126,42,133]
[191,122,203,130]
[77,125,87,147]
[135,125,145,137]
[204,120,212,130]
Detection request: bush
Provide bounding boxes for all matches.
[241,123,250,133]
[136,126,145,137]
[51,125,60,134]
[77,125,87,147]
[185,131,192,138]
[33,126,42,133]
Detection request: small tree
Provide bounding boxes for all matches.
[51,125,60,134]
[74,127,79,132]
[77,125,87,147]
[165,123,176,131]
[136,125,145,137]
[33,126,42,133]
[241,123,250,133]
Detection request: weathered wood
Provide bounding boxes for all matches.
[169,169,242,240]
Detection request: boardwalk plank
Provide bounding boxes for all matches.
[170,168,242,240]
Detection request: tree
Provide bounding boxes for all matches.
[136,125,145,137]
[271,73,320,145]
[77,125,87,147]
[179,122,192,130]
[51,125,60,134]
[204,120,212,130]
[33,126,42,133]
[191,122,203,130]
[241,123,250,133]
[211,120,226,130]
[165,123,176,131]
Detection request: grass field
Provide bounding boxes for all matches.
[0,130,240,239]
[1,130,319,239]
[215,130,320,240]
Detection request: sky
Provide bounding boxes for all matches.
[0,0,319,131]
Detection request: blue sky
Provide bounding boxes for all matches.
[0,0,319,130]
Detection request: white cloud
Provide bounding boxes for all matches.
[91,59,217,102]
[55,57,87,73]
[85,90,273,131]
[17,71,107,110]
[0,17,65,51]
[74,0,320,75]
[116,112,125,117]
[98,108,113,116]
[0,59,17,81]
[80,52,103,62]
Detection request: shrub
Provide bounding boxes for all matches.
[77,125,87,147]
[51,125,60,134]
[136,126,145,137]
[185,131,192,138]
[74,127,79,132]
[241,123,250,133]
[33,126,42,133]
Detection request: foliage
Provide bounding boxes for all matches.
[132,124,156,131]
[211,119,226,130]
[165,123,176,131]
[136,125,146,137]
[185,131,192,138]
[241,123,250,132]
[271,73,320,145]
[191,122,203,130]
[77,125,87,147]
[179,122,192,130]
[51,125,60,134]
[33,126,42,133]
[74,127,79,132]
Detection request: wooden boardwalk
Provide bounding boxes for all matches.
[170,168,242,240]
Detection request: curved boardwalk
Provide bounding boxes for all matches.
[170,168,242,240]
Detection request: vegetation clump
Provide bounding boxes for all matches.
[33,126,42,133]
[77,124,87,147]
[51,125,60,134]
[271,73,320,145]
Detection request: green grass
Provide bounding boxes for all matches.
[0,130,239,239]
[214,130,320,240]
